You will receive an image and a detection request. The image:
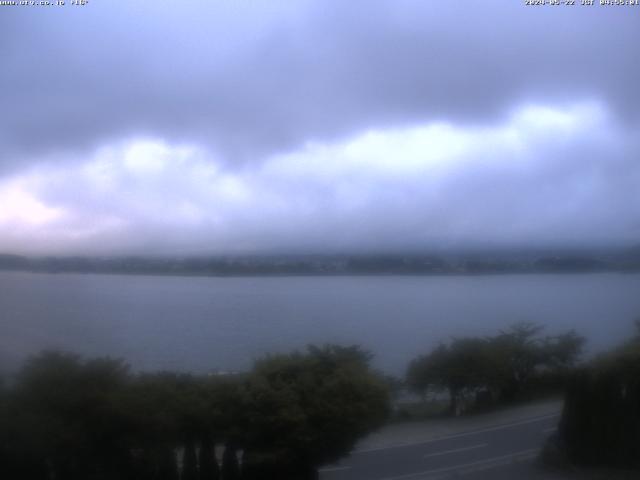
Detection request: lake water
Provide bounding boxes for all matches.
[1,272,639,375]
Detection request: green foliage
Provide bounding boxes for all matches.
[198,434,219,480]
[6,351,133,479]
[240,345,390,476]
[124,372,201,444]
[407,323,585,414]
[491,322,546,399]
[541,330,586,371]
[407,337,503,414]
[221,443,241,480]
[559,326,640,468]
[1,345,389,479]
[182,439,198,480]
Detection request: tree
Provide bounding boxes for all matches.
[558,323,640,468]
[198,434,219,480]
[182,438,198,480]
[407,338,498,415]
[9,351,133,480]
[122,371,209,479]
[221,443,240,480]
[633,317,640,342]
[406,343,448,399]
[407,323,586,413]
[541,330,585,371]
[240,345,390,479]
[491,322,545,400]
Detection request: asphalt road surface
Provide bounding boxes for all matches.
[320,412,561,480]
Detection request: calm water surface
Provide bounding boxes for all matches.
[1,272,639,375]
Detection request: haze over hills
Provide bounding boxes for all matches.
[1,246,639,276]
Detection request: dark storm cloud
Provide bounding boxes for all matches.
[1,0,638,171]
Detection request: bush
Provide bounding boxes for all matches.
[558,339,640,468]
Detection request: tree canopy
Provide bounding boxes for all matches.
[0,345,389,480]
[558,321,640,468]
[407,323,585,414]
[240,345,389,478]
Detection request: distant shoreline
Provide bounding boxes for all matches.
[1,250,639,278]
[2,268,640,279]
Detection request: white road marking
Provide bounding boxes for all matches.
[377,448,540,480]
[542,427,557,433]
[356,412,559,454]
[423,443,487,459]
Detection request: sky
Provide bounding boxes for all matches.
[1,0,639,255]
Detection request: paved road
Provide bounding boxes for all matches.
[320,411,561,480]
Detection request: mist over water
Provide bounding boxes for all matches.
[1,271,638,376]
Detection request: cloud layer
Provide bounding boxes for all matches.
[1,101,638,254]
[1,1,639,253]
